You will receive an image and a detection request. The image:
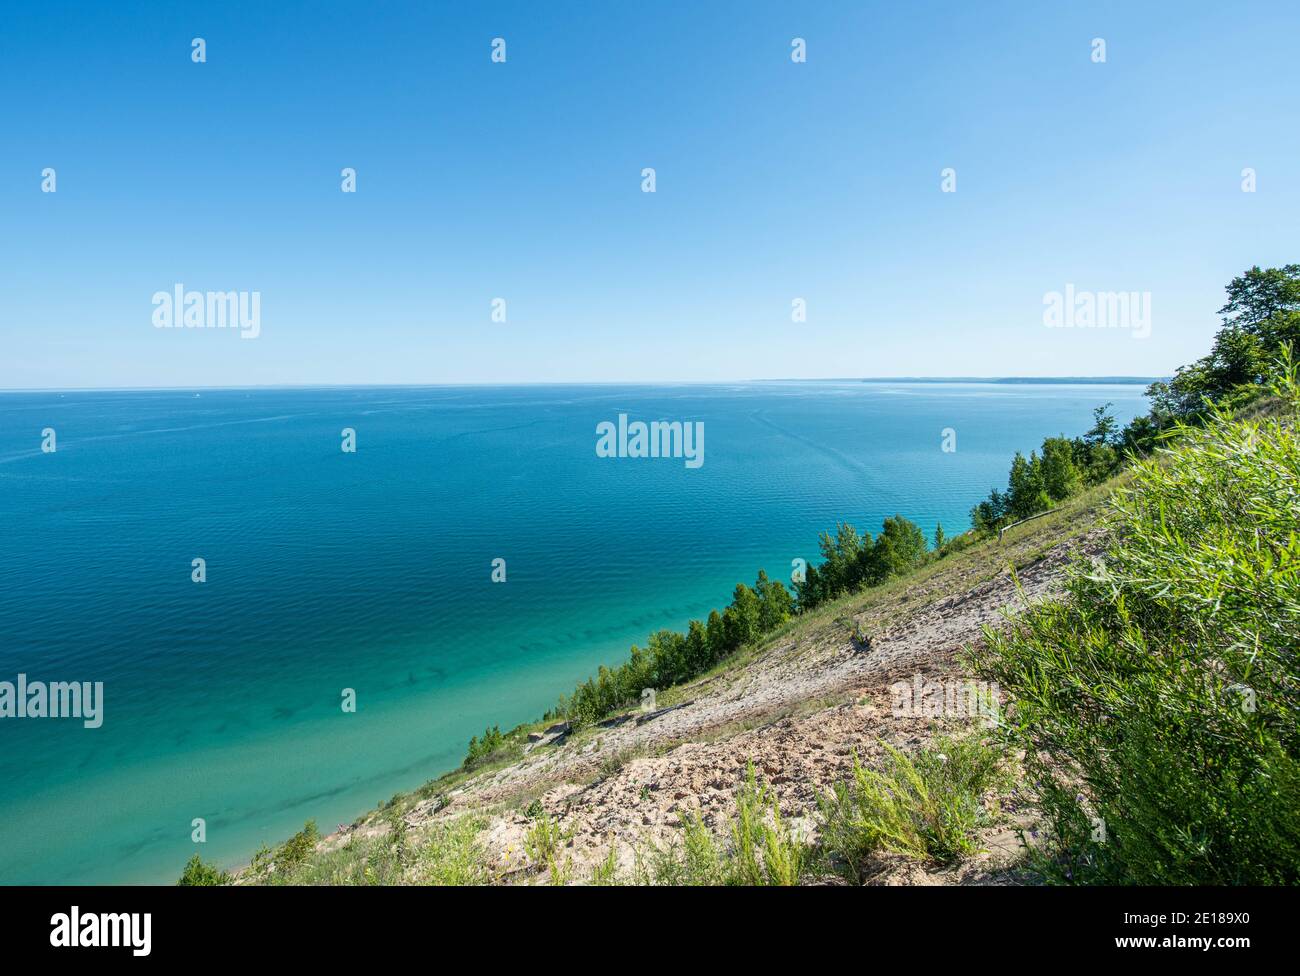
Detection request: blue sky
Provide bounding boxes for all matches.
[2,0,1297,388]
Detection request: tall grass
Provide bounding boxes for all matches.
[629,763,811,886]
[413,817,492,886]
[817,736,1009,882]
[250,816,490,885]
[524,812,575,883]
[971,375,1300,884]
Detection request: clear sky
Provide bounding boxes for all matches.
[2,1,1297,388]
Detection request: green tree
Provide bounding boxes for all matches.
[1084,403,1119,446]
[464,724,509,769]
[794,562,824,611]
[1006,452,1048,519]
[755,569,793,632]
[1218,263,1300,330]
[647,630,686,686]
[1147,266,1300,420]
[723,583,762,649]
[863,515,928,583]
[705,609,727,662]
[684,619,710,674]
[817,523,865,595]
[620,644,654,701]
[1040,436,1083,501]
[1120,413,1161,457]
[970,489,1008,533]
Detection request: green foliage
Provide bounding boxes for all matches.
[868,514,929,582]
[524,812,571,865]
[415,817,491,886]
[463,724,504,769]
[971,380,1300,884]
[755,569,794,631]
[705,609,726,661]
[249,844,272,875]
[177,853,231,886]
[969,489,1009,533]
[383,807,411,871]
[974,431,1119,532]
[817,736,1008,882]
[1006,451,1049,519]
[588,847,621,885]
[723,583,762,649]
[462,723,525,772]
[275,833,402,886]
[796,514,930,610]
[1040,436,1083,501]
[727,763,809,885]
[1084,402,1119,446]
[524,812,575,882]
[1147,264,1299,421]
[274,819,320,873]
[548,568,795,734]
[631,763,811,886]
[257,815,490,886]
[971,265,1300,536]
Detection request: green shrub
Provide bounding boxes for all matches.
[383,807,411,870]
[177,853,230,886]
[415,817,491,886]
[971,379,1300,884]
[632,763,810,886]
[727,763,808,885]
[463,724,518,770]
[516,812,575,883]
[632,813,726,886]
[260,816,490,886]
[588,847,620,885]
[248,843,272,875]
[818,736,1008,881]
[274,819,320,872]
[267,832,400,886]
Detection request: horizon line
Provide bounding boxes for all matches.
[0,375,1166,394]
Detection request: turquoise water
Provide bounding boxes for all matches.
[0,382,1147,884]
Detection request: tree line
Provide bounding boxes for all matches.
[971,264,1300,533]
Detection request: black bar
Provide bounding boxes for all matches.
[0,885,1282,963]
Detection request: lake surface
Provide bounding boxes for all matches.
[0,381,1148,883]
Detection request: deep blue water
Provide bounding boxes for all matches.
[0,382,1147,883]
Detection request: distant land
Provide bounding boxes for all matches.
[850,377,1164,385]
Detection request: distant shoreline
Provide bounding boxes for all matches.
[852,376,1164,385]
